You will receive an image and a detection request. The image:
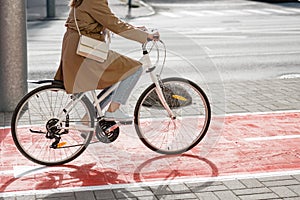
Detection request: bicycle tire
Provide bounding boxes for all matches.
[134,77,211,155]
[11,84,95,166]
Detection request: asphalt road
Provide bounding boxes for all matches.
[130,0,300,82]
[27,0,300,84]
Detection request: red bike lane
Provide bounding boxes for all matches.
[0,111,299,193]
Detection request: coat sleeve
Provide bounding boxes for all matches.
[87,0,148,44]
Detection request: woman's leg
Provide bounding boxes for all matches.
[107,66,143,112]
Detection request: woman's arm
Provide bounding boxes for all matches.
[87,0,149,43]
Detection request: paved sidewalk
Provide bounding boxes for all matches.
[0,1,299,200]
[0,173,300,199]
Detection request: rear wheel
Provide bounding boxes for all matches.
[11,84,94,166]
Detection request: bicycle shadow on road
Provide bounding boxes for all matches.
[0,163,126,194]
[0,154,218,199]
[130,154,219,198]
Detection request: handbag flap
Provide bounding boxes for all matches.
[79,35,109,52]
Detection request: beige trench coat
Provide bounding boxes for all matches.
[54,0,148,94]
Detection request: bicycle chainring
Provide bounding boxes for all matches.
[96,119,119,143]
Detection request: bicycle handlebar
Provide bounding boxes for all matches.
[141,39,167,76]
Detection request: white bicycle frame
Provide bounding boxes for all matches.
[55,40,175,132]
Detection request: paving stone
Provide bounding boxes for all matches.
[0,197,15,200]
[240,179,264,188]
[38,197,76,200]
[36,192,75,199]
[16,196,35,200]
[292,175,300,182]
[186,181,223,190]
[113,189,154,199]
[288,185,300,196]
[222,180,246,190]
[150,185,173,196]
[233,187,271,195]
[167,184,191,194]
[94,190,115,200]
[238,193,279,200]
[284,197,300,200]
[258,175,294,182]
[270,186,298,198]
[214,190,240,200]
[75,191,96,200]
[156,193,198,200]
[0,112,4,127]
[134,196,158,200]
[261,180,300,187]
[190,184,228,193]
[195,192,219,200]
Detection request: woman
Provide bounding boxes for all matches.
[54,0,159,121]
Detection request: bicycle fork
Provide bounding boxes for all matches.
[142,42,175,120]
[149,71,176,119]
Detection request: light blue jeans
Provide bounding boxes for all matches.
[101,66,143,106]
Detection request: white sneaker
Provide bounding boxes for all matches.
[104,109,132,122]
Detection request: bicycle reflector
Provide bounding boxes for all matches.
[172,94,188,101]
[57,141,67,148]
[143,84,192,108]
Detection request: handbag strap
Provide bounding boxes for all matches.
[73,8,82,36]
[73,7,111,43]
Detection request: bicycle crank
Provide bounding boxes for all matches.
[96,119,119,143]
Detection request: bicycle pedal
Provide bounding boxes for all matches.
[96,120,119,143]
[104,123,119,133]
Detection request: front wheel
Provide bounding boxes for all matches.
[11,84,95,166]
[134,77,211,154]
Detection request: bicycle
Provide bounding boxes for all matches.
[11,39,211,166]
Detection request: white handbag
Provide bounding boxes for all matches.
[74,8,110,62]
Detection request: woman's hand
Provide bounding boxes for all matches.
[137,26,160,41]
[147,31,160,41]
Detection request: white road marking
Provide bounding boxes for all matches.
[159,8,299,18]
[180,11,205,17]
[244,9,271,15]
[159,12,180,18]
[0,170,14,175]
[189,35,248,39]
[208,51,300,58]
[245,135,300,142]
[200,10,226,16]
[13,166,71,178]
[150,3,258,8]
[263,8,294,14]
[222,10,251,16]
[279,74,300,79]
[285,8,300,13]
[224,110,300,117]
